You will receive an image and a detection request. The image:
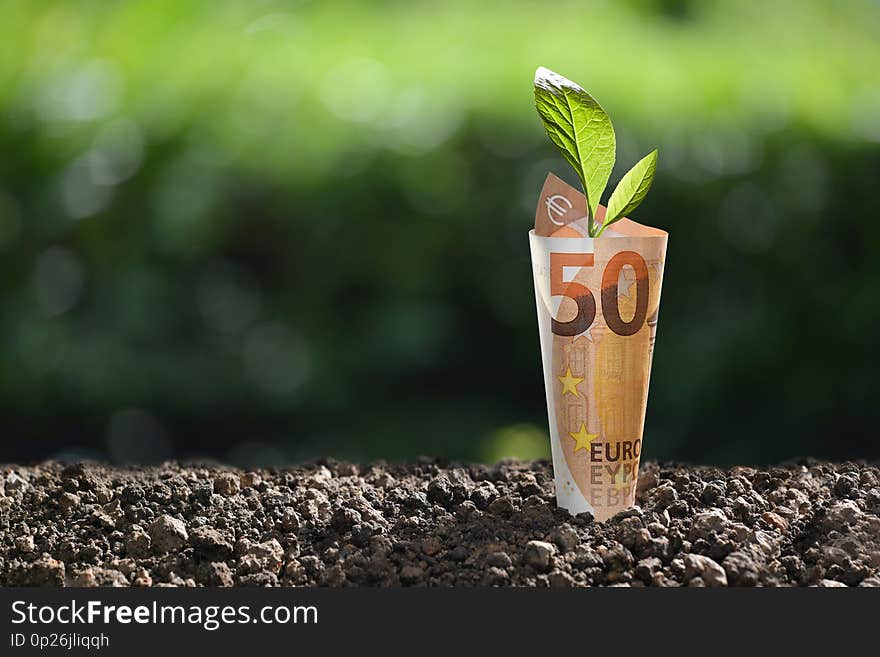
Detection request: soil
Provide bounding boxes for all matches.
[1,459,878,587]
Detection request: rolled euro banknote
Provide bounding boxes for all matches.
[531,173,668,521]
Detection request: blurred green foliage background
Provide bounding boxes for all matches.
[1,0,878,466]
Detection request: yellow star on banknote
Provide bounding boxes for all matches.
[558,366,584,397]
[568,423,598,452]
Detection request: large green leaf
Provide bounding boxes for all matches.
[600,149,658,234]
[534,67,615,223]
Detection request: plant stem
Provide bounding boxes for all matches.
[585,184,596,237]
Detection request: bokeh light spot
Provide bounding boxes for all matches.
[243,323,311,397]
[106,408,173,465]
[32,246,85,317]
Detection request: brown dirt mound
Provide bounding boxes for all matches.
[1,459,878,587]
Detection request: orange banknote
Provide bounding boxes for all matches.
[530,173,668,521]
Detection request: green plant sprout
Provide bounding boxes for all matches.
[534,67,658,238]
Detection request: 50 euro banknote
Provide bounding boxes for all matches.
[530,173,668,521]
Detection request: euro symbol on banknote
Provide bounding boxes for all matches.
[545,194,573,225]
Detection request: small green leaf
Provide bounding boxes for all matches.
[534,67,615,225]
[599,149,658,235]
